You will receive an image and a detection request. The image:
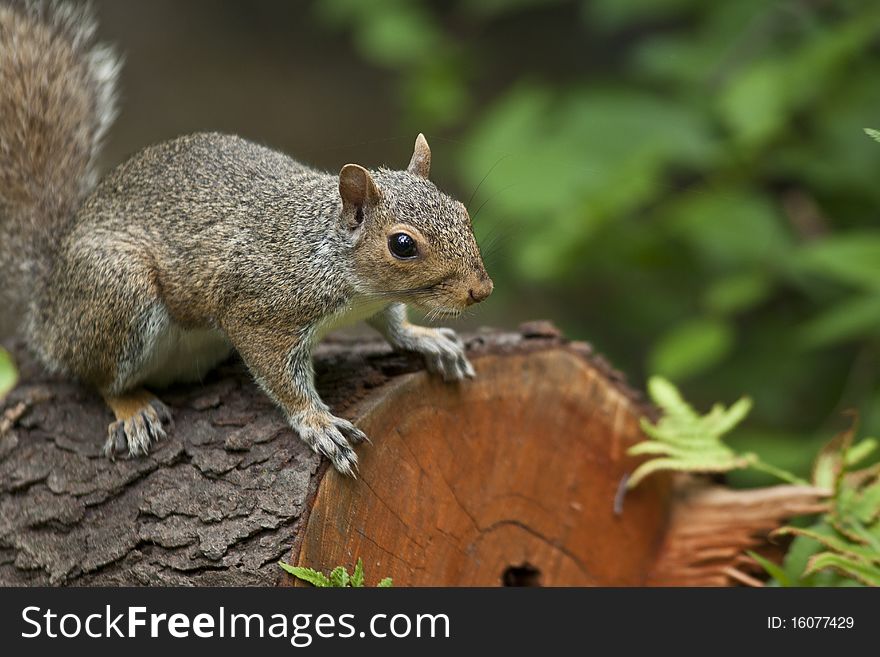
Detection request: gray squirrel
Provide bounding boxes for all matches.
[0,1,493,475]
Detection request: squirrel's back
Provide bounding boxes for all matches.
[77,132,321,237]
[0,0,119,335]
[64,132,348,326]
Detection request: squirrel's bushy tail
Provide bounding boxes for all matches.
[0,0,119,335]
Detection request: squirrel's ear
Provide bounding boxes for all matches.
[339,164,379,209]
[407,133,431,179]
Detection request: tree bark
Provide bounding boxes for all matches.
[0,323,668,585]
[646,479,827,586]
[0,323,822,586]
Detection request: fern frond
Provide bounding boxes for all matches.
[804,552,880,587]
[626,377,755,488]
[329,566,350,587]
[772,461,880,587]
[279,562,333,587]
[351,558,365,587]
[773,526,880,563]
[279,559,392,587]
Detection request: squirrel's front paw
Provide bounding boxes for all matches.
[413,327,475,382]
[104,397,172,459]
[290,410,367,477]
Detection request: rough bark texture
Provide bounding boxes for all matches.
[2,323,663,586]
[1,342,322,586]
[0,323,821,587]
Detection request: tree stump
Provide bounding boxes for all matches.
[0,323,823,586]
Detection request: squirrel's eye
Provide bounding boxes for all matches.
[388,233,418,259]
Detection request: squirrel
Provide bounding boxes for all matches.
[0,1,493,476]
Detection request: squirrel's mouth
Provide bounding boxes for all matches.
[410,294,466,319]
[425,306,463,318]
[402,278,472,316]
[418,307,464,323]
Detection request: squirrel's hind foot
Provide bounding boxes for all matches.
[290,410,365,478]
[102,390,173,459]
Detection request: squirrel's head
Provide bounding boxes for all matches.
[338,134,493,315]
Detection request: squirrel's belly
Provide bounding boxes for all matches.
[138,316,232,389]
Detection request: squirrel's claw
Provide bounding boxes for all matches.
[328,445,359,478]
[149,397,174,426]
[419,327,476,382]
[103,398,171,459]
[335,416,370,445]
[290,411,364,477]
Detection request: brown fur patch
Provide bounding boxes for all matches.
[103,388,160,422]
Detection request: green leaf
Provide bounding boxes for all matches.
[845,439,878,468]
[798,295,880,347]
[718,60,789,148]
[833,475,880,538]
[643,376,695,421]
[719,9,880,149]
[629,378,805,489]
[627,377,753,488]
[279,559,391,587]
[316,0,444,68]
[461,85,718,281]
[402,56,469,127]
[278,562,332,587]
[776,439,880,587]
[0,347,16,398]
[666,189,790,269]
[792,232,880,290]
[703,272,772,316]
[865,128,880,144]
[782,524,831,586]
[804,552,880,587]
[774,525,880,564]
[351,558,365,588]
[377,577,394,588]
[329,565,350,587]
[746,550,791,587]
[649,317,735,381]
[811,422,856,491]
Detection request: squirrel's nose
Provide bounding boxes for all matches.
[467,279,494,305]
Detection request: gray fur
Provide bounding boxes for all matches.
[0,3,493,475]
[0,0,119,335]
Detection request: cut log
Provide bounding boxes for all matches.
[646,479,828,586]
[0,323,819,586]
[292,331,672,586]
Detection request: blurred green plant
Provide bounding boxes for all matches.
[630,377,878,586]
[316,0,880,478]
[761,422,880,587]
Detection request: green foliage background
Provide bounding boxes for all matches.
[316,0,880,483]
